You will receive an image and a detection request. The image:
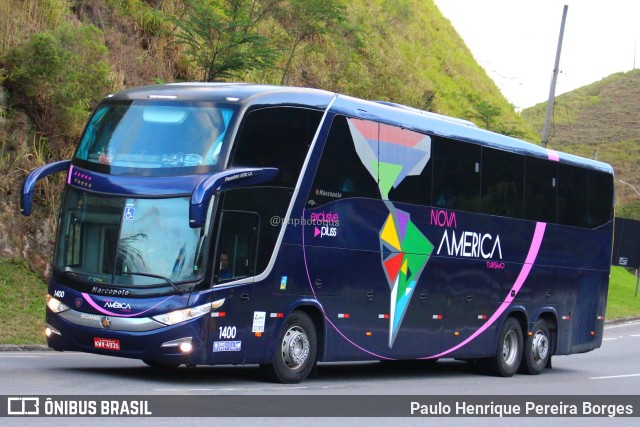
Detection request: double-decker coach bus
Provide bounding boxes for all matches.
[21,84,614,383]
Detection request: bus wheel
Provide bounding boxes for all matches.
[483,317,522,377]
[263,311,317,383]
[519,318,551,375]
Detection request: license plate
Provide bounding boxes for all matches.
[94,337,120,351]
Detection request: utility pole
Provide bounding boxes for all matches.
[541,5,568,148]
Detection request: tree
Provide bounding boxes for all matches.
[172,0,280,82]
[277,0,347,85]
[5,22,112,142]
[466,94,502,130]
[466,94,525,138]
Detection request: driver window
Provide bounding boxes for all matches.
[215,211,259,283]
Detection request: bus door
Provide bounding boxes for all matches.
[207,210,260,364]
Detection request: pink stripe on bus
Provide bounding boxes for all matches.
[424,222,547,359]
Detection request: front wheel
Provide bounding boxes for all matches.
[519,318,551,375]
[483,317,523,377]
[262,311,317,383]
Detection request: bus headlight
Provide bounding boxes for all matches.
[152,302,211,326]
[46,294,70,313]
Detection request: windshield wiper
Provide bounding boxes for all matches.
[120,271,184,294]
[59,269,105,285]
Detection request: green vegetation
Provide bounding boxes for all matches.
[172,0,280,82]
[5,22,112,142]
[0,258,46,345]
[607,267,640,320]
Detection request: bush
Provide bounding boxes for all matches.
[5,22,112,149]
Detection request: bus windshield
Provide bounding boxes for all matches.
[75,100,236,170]
[54,187,208,288]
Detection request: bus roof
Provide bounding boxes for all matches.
[106,83,613,174]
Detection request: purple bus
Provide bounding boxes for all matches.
[22,84,614,383]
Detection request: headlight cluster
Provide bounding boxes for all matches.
[46,294,70,313]
[152,302,211,326]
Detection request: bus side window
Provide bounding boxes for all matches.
[524,156,557,223]
[231,107,323,187]
[214,211,259,283]
[309,115,381,206]
[557,163,588,228]
[481,147,524,218]
[432,137,481,213]
[587,170,614,228]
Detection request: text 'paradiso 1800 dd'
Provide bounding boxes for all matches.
[22,83,614,383]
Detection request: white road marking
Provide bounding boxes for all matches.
[604,321,640,330]
[590,373,640,380]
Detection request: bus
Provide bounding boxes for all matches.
[21,83,614,383]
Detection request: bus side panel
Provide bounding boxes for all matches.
[440,259,493,359]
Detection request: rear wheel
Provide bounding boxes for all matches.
[262,311,317,383]
[519,318,551,375]
[483,317,523,377]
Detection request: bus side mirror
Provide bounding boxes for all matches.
[21,160,72,216]
[189,167,278,228]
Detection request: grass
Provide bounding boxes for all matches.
[607,266,640,320]
[0,258,46,344]
[0,259,638,345]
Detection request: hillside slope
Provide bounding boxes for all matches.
[522,71,640,218]
[0,0,533,275]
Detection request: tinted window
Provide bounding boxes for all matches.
[221,187,292,276]
[433,137,481,212]
[231,107,323,187]
[309,115,381,206]
[588,170,614,228]
[215,211,259,283]
[75,101,236,171]
[558,163,588,227]
[389,162,432,206]
[481,147,524,218]
[524,156,557,223]
[384,124,432,206]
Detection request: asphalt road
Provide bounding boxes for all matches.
[1,320,639,426]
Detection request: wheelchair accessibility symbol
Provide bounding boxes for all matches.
[124,207,135,220]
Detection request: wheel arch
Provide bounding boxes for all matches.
[294,304,326,362]
[504,308,528,345]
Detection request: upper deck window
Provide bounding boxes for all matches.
[75,100,236,171]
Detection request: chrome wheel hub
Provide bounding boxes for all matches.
[281,326,310,369]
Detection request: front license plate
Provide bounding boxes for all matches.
[94,337,120,351]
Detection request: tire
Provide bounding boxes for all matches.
[519,318,551,375]
[262,311,317,383]
[483,317,523,377]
